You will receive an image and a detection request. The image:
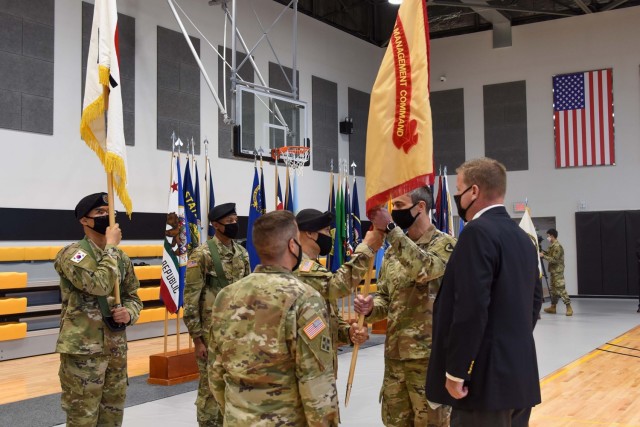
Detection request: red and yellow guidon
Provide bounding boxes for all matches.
[391,19,418,154]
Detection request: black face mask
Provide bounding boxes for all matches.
[291,239,303,271]
[315,233,333,256]
[221,222,239,239]
[88,215,109,235]
[391,203,420,230]
[453,186,475,222]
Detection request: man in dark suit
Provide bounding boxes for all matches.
[425,157,543,427]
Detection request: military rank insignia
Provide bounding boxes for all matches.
[71,250,87,263]
[321,335,331,353]
[303,316,326,340]
[299,259,314,273]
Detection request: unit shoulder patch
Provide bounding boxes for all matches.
[71,250,87,263]
[445,243,455,253]
[303,316,326,340]
[321,335,331,353]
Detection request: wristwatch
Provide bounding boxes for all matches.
[385,222,397,233]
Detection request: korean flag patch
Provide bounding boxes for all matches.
[71,250,87,263]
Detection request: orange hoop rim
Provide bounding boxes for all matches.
[270,146,310,160]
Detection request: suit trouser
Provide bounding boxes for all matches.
[59,351,127,427]
[451,407,531,427]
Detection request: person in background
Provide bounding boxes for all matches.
[540,228,573,316]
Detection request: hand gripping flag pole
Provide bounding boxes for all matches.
[345,256,374,406]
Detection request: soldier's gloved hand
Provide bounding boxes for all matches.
[349,323,369,345]
[193,338,208,361]
[111,306,131,324]
[106,223,122,246]
[363,229,385,252]
[354,295,373,316]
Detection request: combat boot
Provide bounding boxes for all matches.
[544,304,556,314]
[566,304,573,316]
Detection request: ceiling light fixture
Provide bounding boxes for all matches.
[389,0,403,4]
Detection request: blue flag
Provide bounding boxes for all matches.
[285,170,294,212]
[246,167,262,270]
[183,159,199,253]
[276,175,284,210]
[351,180,362,248]
[206,161,215,239]
[259,166,267,214]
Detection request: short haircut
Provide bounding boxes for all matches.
[547,228,558,238]
[409,186,434,210]
[252,210,298,260]
[456,157,507,199]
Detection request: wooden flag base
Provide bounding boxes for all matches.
[372,319,387,335]
[147,348,199,386]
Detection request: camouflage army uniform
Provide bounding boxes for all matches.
[185,236,250,427]
[542,240,571,305]
[367,226,456,427]
[208,265,339,427]
[294,243,375,376]
[54,237,142,427]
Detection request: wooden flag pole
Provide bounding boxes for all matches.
[345,257,375,406]
[176,314,180,353]
[106,172,121,306]
[164,308,169,353]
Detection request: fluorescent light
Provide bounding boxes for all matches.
[389,0,403,4]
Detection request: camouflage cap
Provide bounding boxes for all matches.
[209,202,236,222]
[74,192,108,220]
[296,209,332,231]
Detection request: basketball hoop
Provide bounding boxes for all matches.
[271,146,310,176]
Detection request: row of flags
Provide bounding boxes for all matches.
[433,168,464,237]
[246,160,298,269]
[327,168,362,273]
[160,142,216,313]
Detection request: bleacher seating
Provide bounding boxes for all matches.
[0,322,28,341]
[0,245,163,262]
[0,272,27,289]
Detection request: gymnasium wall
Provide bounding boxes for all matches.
[2,1,640,295]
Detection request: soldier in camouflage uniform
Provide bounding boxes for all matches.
[55,193,142,427]
[540,228,573,316]
[355,186,456,427]
[208,210,339,426]
[294,208,384,375]
[185,202,250,426]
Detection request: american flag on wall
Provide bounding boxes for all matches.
[552,69,615,168]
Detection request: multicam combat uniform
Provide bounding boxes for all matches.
[367,226,456,427]
[208,265,339,427]
[55,237,142,427]
[184,236,250,426]
[294,243,376,374]
[541,240,571,305]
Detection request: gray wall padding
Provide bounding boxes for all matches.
[0,0,54,135]
[483,80,528,171]
[217,46,255,159]
[348,87,370,177]
[431,88,466,171]
[157,26,200,153]
[311,75,338,173]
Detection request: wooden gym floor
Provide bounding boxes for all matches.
[1,298,639,426]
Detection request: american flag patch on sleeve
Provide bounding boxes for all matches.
[303,316,326,340]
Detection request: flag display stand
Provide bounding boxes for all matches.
[148,312,198,386]
[147,349,198,386]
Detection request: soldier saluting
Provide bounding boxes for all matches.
[55,192,142,426]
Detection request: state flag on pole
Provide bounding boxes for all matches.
[365,0,432,213]
[160,155,188,313]
[183,160,199,253]
[246,167,263,270]
[80,0,132,215]
[206,159,216,240]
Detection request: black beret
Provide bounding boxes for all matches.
[75,192,109,220]
[209,203,236,222]
[296,209,332,231]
